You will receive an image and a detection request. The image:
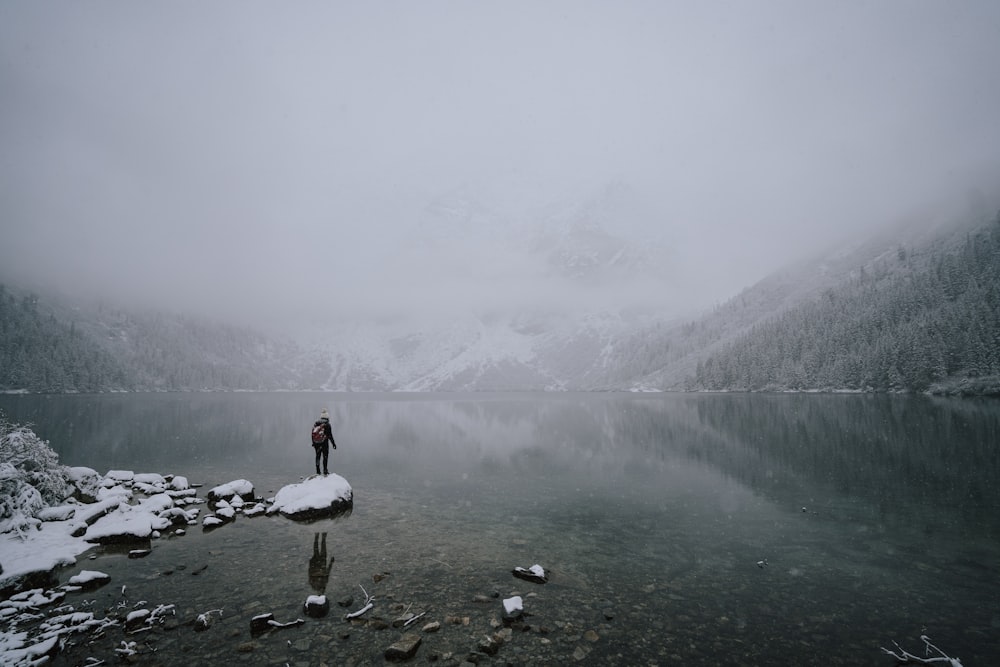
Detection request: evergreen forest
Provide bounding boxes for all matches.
[0,288,321,393]
[3,210,999,395]
[691,213,1000,394]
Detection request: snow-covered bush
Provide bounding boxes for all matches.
[0,414,73,537]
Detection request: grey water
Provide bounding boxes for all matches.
[2,392,999,665]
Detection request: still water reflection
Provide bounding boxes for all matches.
[1,392,998,665]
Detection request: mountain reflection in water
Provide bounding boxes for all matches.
[1,392,997,665]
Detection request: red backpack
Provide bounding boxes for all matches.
[311,422,327,445]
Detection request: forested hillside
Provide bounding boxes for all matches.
[4,207,999,395]
[690,212,1000,394]
[592,226,902,391]
[0,287,132,392]
[0,286,323,392]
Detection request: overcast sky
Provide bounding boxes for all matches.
[2,1,999,331]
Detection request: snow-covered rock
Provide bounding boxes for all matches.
[66,466,102,502]
[66,570,111,590]
[304,594,329,617]
[133,473,165,486]
[84,511,155,545]
[105,470,134,484]
[502,595,523,615]
[207,479,255,502]
[167,475,190,491]
[512,564,547,584]
[36,505,76,522]
[266,474,353,521]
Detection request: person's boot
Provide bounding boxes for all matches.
[315,466,320,475]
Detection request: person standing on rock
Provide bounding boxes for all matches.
[311,408,337,476]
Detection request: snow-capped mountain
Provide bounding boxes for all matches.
[313,309,640,391]
[310,181,683,391]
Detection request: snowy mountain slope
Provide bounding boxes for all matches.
[303,180,697,391]
[311,309,636,392]
[593,198,1000,391]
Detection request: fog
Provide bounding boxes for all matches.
[2,2,999,334]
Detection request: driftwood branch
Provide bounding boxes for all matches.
[344,584,375,620]
[880,635,963,666]
[403,611,427,627]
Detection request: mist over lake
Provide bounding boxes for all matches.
[2,392,997,665]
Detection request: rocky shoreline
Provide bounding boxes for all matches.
[1,462,618,666]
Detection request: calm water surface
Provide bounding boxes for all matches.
[1,392,998,666]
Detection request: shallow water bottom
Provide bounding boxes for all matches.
[43,477,994,666]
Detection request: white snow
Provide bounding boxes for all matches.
[1,518,100,588]
[65,466,102,498]
[503,596,523,614]
[126,609,150,624]
[133,473,165,486]
[66,570,110,586]
[105,470,134,483]
[168,475,190,491]
[84,512,155,543]
[36,505,76,522]
[207,479,254,500]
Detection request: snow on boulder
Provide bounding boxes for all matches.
[503,595,523,615]
[97,484,133,503]
[243,503,267,517]
[304,594,329,618]
[512,564,548,584]
[266,474,353,521]
[159,506,199,525]
[134,473,165,486]
[138,493,175,514]
[37,505,76,522]
[502,595,524,622]
[84,510,154,545]
[167,475,190,491]
[207,479,255,503]
[105,470,135,484]
[67,570,111,590]
[66,466,103,502]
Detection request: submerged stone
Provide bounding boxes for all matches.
[384,632,422,661]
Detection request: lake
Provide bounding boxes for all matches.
[1,392,998,665]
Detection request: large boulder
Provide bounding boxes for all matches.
[207,479,255,503]
[84,510,155,545]
[66,467,103,503]
[267,474,353,521]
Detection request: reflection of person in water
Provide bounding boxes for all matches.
[308,532,335,593]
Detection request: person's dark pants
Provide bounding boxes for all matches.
[314,443,329,474]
